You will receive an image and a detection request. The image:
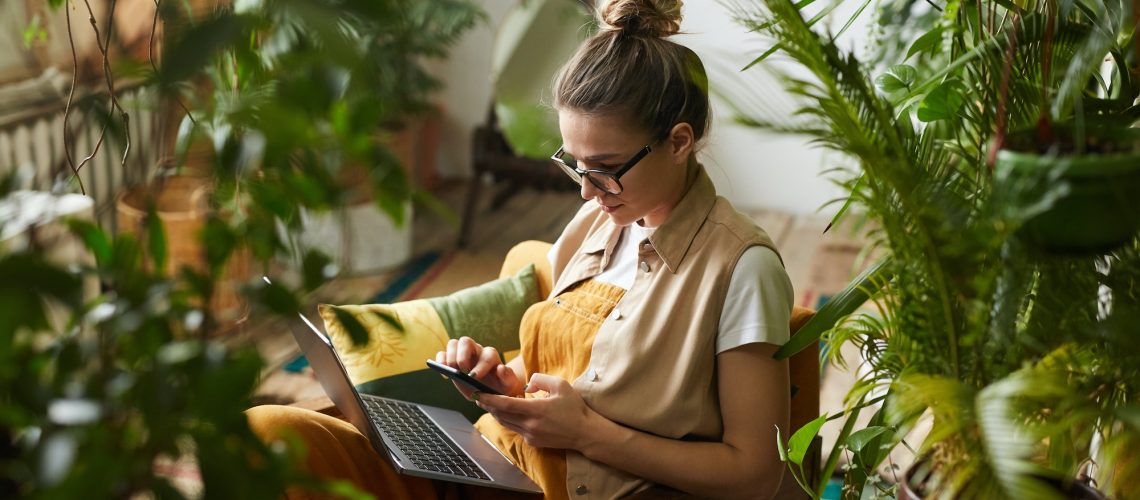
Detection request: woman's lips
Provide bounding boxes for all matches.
[600,204,621,213]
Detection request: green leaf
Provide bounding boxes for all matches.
[786,413,828,465]
[847,426,889,453]
[917,80,966,122]
[0,253,83,333]
[68,220,112,267]
[906,27,945,59]
[159,13,247,85]
[824,175,862,234]
[332,307,370,347]
[201,217,237,274]
[257,282,300,316]
[875,65,916,94]
[146,208,168,274]
[22,15,46,49]
[742,44,782,71]
[301,250,334,292]
[368,309,401,332]
[775,258,891,359]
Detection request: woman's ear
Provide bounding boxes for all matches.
[667,122,695,166]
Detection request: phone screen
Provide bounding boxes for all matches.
[425,359,503,396]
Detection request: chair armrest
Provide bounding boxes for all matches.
[500,240,553,298]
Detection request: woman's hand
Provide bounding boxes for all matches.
[434,337,524,398]
[475,373,601,451]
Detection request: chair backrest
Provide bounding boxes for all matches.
[788,307,820,434]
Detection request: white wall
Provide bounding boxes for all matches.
[678,1,845,216]
[427,0,872,216]
[423,0,517,182]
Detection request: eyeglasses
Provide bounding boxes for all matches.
[551,144,653,195]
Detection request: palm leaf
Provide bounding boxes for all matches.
[774,257,891,359]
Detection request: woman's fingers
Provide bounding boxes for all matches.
[454,337,482,372]
[470,345,501,379]
[443,338,459,367]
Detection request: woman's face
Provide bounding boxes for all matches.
[557,110,693,227]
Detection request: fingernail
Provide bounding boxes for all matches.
[467,370,478,378]
[471,392,480,402]
[522,384,528,393]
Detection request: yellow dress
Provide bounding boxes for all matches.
[245,280,624,499]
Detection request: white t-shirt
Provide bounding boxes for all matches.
[559,224,794,353]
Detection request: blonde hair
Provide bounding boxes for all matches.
[554,0,710,147]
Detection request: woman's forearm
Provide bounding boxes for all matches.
[578,412,782,499]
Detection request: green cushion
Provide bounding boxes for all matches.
[320,264,539,421]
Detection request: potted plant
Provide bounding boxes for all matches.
[173,0,483,275]
[2,0,482,496]
[730,0,1140,497]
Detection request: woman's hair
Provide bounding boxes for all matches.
[553,0,710,146]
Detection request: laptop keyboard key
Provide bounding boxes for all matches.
[362,396,490,481]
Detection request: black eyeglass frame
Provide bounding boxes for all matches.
[550,143,653,195]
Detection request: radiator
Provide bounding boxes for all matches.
[0,83,162,233]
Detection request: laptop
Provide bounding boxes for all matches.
[279,283,542,494]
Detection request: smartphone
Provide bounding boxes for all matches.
[425,359,503,396]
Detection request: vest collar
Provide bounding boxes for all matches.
[577,165,717,274]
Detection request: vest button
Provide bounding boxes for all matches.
[610,307,622,320]
[575,484,588,495]
[587,368,598,381]
[639,260,650,272]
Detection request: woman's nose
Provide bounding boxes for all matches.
[580,177,601,201]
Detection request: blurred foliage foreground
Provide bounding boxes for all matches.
[1,0,483,497]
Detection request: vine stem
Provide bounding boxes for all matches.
[62,1,85,195]
[70,0,133,183]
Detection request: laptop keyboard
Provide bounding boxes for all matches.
[362,396,491,481]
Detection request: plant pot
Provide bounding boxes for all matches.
[995,125,1140,254]
[900,456,1108,499]
[288,200,413,275]
[116,175,250,333]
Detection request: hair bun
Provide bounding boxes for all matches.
[599,0,683,38]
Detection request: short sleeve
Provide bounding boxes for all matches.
[716,246,794,353]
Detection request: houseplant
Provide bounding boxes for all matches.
[1,0,483,496]
[171,0,483,275]
[731,0,1140,497]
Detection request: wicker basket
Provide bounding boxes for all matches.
[116,175,250,333]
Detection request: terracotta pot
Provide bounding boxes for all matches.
[116,175,250,333]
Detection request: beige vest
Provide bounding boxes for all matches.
[548,167,779,498]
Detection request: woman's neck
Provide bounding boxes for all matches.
[640,157,700,228]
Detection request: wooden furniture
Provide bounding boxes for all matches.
[458,108,576,248]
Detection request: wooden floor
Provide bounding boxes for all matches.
[243,178,869,406]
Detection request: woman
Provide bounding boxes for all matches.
[249,0,793,497]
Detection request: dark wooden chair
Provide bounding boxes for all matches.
[458,107,575,248]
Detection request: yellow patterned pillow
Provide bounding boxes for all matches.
[318,264,538,421]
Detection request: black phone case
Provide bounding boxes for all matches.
[425,360,504,395]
